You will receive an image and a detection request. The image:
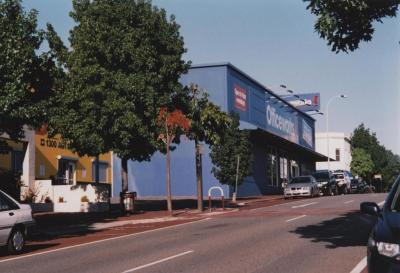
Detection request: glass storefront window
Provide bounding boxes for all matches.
[57,159,76,185]
[266,147,278,186]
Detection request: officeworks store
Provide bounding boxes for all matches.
[112,63,327,198]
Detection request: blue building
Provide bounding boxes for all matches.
[112,63,327,198]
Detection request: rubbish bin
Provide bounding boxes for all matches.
[120,191,136,215]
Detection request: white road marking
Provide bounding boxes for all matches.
[349,256,367,273]
[0,218,211,264]
[286,215,307,222]
[378,201,385,206]
[344,200,354,204]
[292,202,317,209]
[250,198,312,211]
[122,250,194,273]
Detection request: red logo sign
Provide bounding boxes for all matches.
[234,84,247,111]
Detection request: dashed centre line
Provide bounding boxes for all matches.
[121,250,194,273]
[291,202,317,209]
[344,200,354,204]
[286,215,307,222]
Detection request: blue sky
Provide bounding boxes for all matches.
[24,0,400,154]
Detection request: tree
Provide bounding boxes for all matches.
[0,0,61,140]
[210,113,253,189]
[157,107,190,215]
[350,148,374,180]
[186,84,232,211]
[49,0,189,199]
[304,0,399,53]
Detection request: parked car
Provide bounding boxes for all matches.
[361,175,400,273]
[333,170,351,194]
[312,170,338,196]
[0,190,35,254]
[284,176,319,198]
[350,179,360,193]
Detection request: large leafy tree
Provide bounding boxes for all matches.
[350,123,400,188]
[187,85,232,210]
[0,0,61,140]
[350,148,374,180]
[210,113,253,188]
[304,0,399,53]
[50,0,189,194]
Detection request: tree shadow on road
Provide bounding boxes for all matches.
[291,211,377,249]
[0,243,59,258]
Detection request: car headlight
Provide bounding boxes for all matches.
[377,242,400,257]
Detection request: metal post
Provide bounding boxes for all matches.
[221,195,225,210]
[208,196,212,212]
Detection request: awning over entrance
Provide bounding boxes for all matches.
[251,129,334,162]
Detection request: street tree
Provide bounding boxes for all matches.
[350,148,374,181]
[157,107,190,215]
[209,113,253,191]
[187,85,232,210]
[304,0,399,53]
[49,0,189,197]
[0,0,62,140]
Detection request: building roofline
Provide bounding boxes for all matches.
[189,62,316,121]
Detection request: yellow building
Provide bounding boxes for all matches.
[35,133,112,185]
[0,138,25,173]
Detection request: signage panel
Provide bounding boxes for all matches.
[284,93,320,112]
[265,100,299,143]
[233,84,247,111]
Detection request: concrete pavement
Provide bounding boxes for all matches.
[0,193,386,273]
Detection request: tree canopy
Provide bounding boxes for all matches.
[304,0,399,53]
[210,113,253,187]
[350,148,374,180]
[49,0,190,162]
[0,0,61,140]
[350,123,400,187]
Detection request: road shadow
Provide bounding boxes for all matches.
[291,211,377,249]
[0,243,59,258]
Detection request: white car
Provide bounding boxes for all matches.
[284,176,319,198]
[0,190,35,254]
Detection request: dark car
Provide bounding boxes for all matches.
[350,179,360,193]
[361,175,400,273]
[311,170,338,196]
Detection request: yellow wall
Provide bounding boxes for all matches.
[0,138,24,171]
[35,133,112,184]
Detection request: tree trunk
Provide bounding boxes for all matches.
[121,157,128,192]
[195,139,203,211]
[166,144,173,215]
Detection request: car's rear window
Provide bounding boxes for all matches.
[334,174,344,179]
[312,172,329,179]
[290,177,311,184]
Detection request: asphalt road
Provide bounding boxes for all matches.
[0,193,386,273]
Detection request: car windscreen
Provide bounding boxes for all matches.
[387,176,400,212]
[312,172,329,180]
[290,177,311,184]
[334,174,344,179]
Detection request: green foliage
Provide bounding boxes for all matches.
[187,85,232,145]
[351,123,400,186]
[0,0,61,139]
[210,113,253,186]
[350,148,374,180]
[305,0,398,53]
[49,0,190,161]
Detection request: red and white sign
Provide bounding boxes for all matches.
[234,84,247,111]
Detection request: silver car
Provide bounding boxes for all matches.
[284,176,319,198]
[0,190,35,254]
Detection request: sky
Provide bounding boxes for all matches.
[23,0,400,154]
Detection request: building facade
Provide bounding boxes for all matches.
[316,132,352,171]
[112,63,327,198]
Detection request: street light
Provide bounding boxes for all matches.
[326,94,348,171]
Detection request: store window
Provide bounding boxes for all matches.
[11,150,24,174]
[92,162,108,183]
[57,159,76,185]
[279,156,288,187]
[266,147,278,186]
[336,148,341,161]
[290,160,299,178]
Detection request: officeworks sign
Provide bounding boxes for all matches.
[265,101,299,143]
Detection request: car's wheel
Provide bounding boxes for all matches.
[7,227,25,254]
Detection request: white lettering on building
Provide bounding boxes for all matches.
[266,105,295,137]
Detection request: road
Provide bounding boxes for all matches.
[0,193,385,273]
